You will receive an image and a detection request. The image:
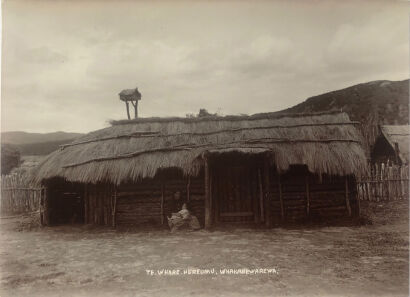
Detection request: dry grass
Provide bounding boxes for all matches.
[0,211,408,297]
[32,112,367,185]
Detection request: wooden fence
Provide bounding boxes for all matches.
[0,173,43,215]
[357,163,409,201]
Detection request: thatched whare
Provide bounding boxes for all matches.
[371,125,409,165]
[33,111,367,228]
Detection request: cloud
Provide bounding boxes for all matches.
[19,47,68,64]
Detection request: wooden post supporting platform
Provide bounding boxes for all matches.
[204,157,212,229]
[305,176,310,217]
[278,175,284,221]
[264,164,272,227]
[345,177,352,216]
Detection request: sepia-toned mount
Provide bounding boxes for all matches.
[282,79,409,150]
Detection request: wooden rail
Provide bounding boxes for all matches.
[357,163,409,201]
[1,173,43,215]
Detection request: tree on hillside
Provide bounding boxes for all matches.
[1,144,21,175]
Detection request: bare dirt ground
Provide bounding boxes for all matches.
[0,201,408,297]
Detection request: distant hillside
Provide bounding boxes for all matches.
[1,131,84,156]
[15,139,81,156]
[1,131,84,145]
[1,143,21,175]
[283,79,409,150]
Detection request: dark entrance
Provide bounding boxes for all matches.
[210,153,264,224]
[45,178,85,225]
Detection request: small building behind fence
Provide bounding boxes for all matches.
[371,125,409,165]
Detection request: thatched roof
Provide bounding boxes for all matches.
[380,125,409,163]
[32,111,367,185]
[119,88,141,102]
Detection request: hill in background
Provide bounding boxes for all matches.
[283,79,409,150]
[1,131,83,145]
[1,131,84,156]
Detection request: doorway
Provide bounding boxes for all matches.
[210,153,263,224]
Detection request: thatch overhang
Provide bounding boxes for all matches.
[32,111,367,185]
[380,125,409,164]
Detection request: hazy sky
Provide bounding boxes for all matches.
[1,0,408,133]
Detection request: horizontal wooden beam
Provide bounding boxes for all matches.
[60,121,360,149]
[62,139,362,168]
[219,212,254,217]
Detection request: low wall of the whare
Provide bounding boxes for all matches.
[116,177,205,227]
[83,173,355,227]
[269,175,355,223]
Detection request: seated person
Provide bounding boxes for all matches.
[167,203,201,232]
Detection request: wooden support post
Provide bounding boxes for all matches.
[264,164,272,227]
[345,177,352,216]
[357,181,361,217]
[186,176,191,202]
[84,184,88,224]
[134,101,138,118]
[112,187,117,227]
[278,175,284,221]
[40,187,45,226]
[305,176,310,217]
[161,183,165,225]
[258,169,265,222]
[43,186,50,226]
[214,173,219,225]
[204,157,211,229]
[253,169,260,224]
[209,172,213,225]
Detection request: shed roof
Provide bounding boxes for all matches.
[380,125,409,163]
[33,111,367,185]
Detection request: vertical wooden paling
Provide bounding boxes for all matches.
[345,176,352,216]
[204,157,211,229]
[44,186,50,226]
[400,166,404,199]
[39,187,44,225]
[356,178,361,217]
